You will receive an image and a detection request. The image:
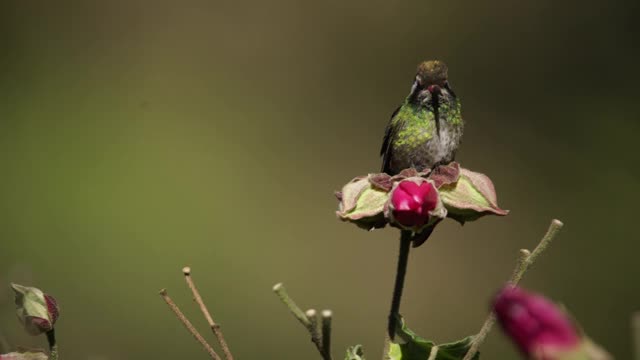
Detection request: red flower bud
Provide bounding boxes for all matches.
[494,286,580,360]
[388,178,444,231]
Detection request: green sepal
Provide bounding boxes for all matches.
[11,283,53,336]
[345,345,366,360]
[336,176,389,230]
[388,316,479,360]
[438,168,508,224]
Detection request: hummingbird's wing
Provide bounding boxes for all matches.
[380,106,401,173]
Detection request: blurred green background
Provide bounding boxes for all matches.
[0,1,638,359]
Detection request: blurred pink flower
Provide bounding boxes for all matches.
[494,286,580,360]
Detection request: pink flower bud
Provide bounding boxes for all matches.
[494,286,580,360]
[388,178,443,231]
[11,284,59,336]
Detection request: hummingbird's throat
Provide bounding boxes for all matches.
[430,90,442,137]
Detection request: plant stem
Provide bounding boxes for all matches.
[273,283,311,327]
[46,329,58,360]
[49,345,58,360]
[387,231,412,340]
[321,310,333,358]
[511,219,563,284]
[508,249,531,285]
[462,219,564,360]
[159,289,221,360]
[273,283,332,360]
[306,309,323,351]
[382,334,391,360]
[182,267,234,360]
[427,345,439,360]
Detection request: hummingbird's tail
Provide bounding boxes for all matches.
[411,226,435,247]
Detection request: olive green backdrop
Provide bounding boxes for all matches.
[0,1,638,359]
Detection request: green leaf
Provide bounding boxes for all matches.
[388,317,479,360]
[345,345,366,360]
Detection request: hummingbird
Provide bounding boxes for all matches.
[380,60,463,176]
[380,60,464,247]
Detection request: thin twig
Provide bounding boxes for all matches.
[387,231,412,340]
[159,289,221,360]
[462,219,564,360]
[306,309,323,349]
[512,219,564,283]
[273,283,312,328]
[273,283,331,360]
[633,312,640,360]
[321,310,333,358]
[508,249,531,285]
[182,267,234,360]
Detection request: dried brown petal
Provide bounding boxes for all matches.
[429,162,461,188]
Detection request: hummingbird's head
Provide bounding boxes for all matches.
[410,60,456,102]
[416,60,448,88]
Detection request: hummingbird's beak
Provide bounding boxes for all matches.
[427,84,441,94]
